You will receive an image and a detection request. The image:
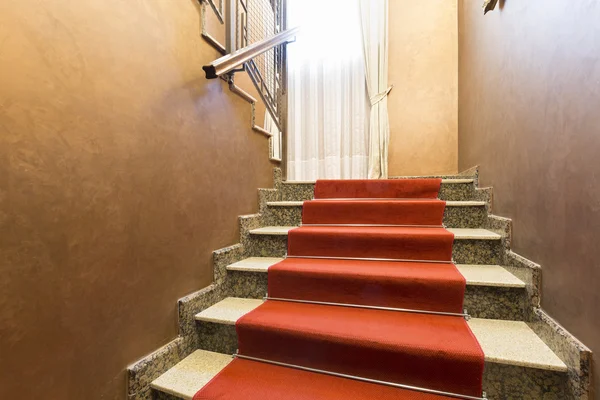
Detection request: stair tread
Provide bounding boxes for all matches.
[196,297,567,372]
[441,178,474,184]
[447,228,502,240]
[195,298,263,325]
[153,351,463,400]
[267,200,486,207]
[249,226,296,235]
[458,264,525,287]
[227,257,284,272]
[150,349,233,400]
[468,318,567,371]
[227,258,525,288]
[249,226,502,240]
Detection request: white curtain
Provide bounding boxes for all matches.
[359,0,390,179]
[287,0,369,180]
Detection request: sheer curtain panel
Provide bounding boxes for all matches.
[286,0,369,180]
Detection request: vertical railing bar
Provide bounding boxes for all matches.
[280,0,289,177]
[226,0,237,53]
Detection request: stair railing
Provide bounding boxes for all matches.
[201,0,297,169]
[202,26,299,81]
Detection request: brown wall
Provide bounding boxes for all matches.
[388,0,458,176]
[458,0,599,394]
[0,1,274,399]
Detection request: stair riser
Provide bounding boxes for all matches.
[280,183,477,202]
[226,271,527,321]
[483,363,570,400]
[439,183,477,201]
[153,390,182,400]
[265,205,487,228]
[194,322,569,400]
[197,322,239,355]
[244,235,504,265]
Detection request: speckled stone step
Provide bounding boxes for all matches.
[225,257,527,320]
[264,200,488,228]
[187,297,568,400]
[244,226,504,265]
[151,350,233,400]
[280,179,479,202]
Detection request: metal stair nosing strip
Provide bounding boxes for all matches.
[232,353,487,400]
[263,296,470,319]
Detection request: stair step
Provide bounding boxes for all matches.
[195,297,567,373]
[441,178,475,184]
[280,179,479,203]
[195,297,263,325]
[249,226,502,240]
[457,264,524,288]
[227,257,525,288]
[265,200,488,229]
[150,349,233,400]
[267,200,486,207]
[282,178,475,185]
[154,313,568,400]
[249,226,296,235]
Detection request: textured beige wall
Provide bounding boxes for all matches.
[459,1,599,394]
[0,1,274,399]
[388,0,458,176]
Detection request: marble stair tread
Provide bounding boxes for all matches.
[282,180,316,184]
[195,298,567,373]
[227,257,285,272]
[267,201,305,206]
[468,319,567,372]
[151,349,233,400]
[227,258,525,288]
[445,201,486,207]
[266,200,486,207]
[249,226,297,235]
[195,298,263,325]
[441,178,475,184]
[458,264,525,288]
[447,228,502,240]
[249,226,502,240]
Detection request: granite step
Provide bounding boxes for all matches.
[227,257,524,287]
[179,297,568,400]
[244,226,504,265]
[150,349,232,400]
[264,200,488,228]
[280,179,480,202]
[225,257,527,320]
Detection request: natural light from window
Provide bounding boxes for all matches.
[287,0,363,60]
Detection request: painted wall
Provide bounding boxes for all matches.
[458,1,599,394]
[388,0,458,176]
[0,1,274,399]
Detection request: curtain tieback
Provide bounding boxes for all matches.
[370,85,394,106]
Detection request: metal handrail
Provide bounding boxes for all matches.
[202,26,299,79]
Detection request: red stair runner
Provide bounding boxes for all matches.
[314,178,442,199]
[195,179,485,399]
[194,358,465,400]
[236,301,483,396]
[268,258,466,313]
[288,226,454,261]
[302,199,446,226]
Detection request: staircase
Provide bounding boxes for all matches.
[127,168,592,400]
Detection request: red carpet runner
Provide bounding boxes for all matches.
[195,179,485,400]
